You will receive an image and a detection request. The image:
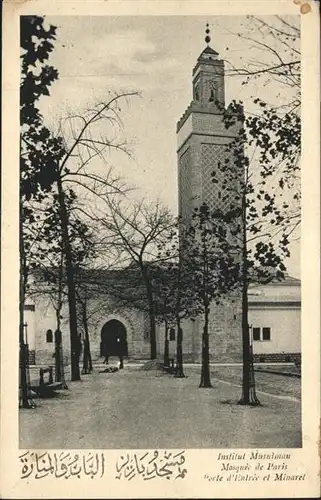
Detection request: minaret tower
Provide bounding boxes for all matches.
[177,25,240,223]
[176,25,242,362]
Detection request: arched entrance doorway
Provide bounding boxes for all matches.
[100,319,128,362]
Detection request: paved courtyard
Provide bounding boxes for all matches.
[20,363,301,449]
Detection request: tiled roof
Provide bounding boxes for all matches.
[249,274,301,288]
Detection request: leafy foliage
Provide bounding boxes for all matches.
[20,16,63,200]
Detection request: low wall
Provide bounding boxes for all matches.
[253,352,301,364]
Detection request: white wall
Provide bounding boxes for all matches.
[248,306,301,354]
[32,292,153,365]
[34,298,70,365]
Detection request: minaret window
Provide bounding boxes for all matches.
[209,82,216,103]
[194,83,200,101]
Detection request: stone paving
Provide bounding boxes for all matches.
[20,363,301,450]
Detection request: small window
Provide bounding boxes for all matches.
[252,327,271,341]
[194,83,200,101]
[169,328,175,341]
[209,89,215,102]
[46,329,53,343]
[252,327,260,341]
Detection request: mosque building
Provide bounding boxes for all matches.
[23,29,301,367]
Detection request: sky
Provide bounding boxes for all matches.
[39,15,300,277]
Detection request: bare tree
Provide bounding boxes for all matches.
[223,15,300,200]
[44,92,138,380]
[92,198,176,360]
[224,16,300,98]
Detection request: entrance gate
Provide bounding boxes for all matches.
[100,319,128,360]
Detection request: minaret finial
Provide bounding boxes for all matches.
[205,23,211,46]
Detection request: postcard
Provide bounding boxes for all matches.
[1,0,320,498]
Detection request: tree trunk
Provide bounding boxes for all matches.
[163,320,169,367]
[175,316,185,378]
[82,299,92,374]
[240,282,250,402]
[55,334,62,382]
[53,253,69,389]
[199,237,212,388]
[174,245,185,377]
[19,277,29,406]
[56,176,80,381]
[238,195,260,405]
[149,306,157,360]
[141,266,157,359]
[19,212,33,408]
[54,253,62,382]
[199,301,212,388]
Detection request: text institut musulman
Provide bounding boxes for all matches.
[217,452,291,460]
